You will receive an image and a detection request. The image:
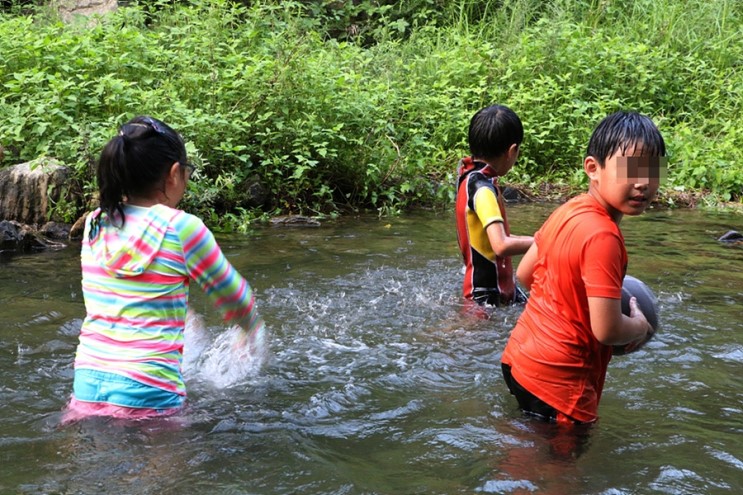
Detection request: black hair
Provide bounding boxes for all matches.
[586,111,666,166]
[468,104,523,161]
[90,116,187,239]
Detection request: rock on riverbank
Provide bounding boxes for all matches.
[0,159,77,253]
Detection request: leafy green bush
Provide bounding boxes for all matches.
[0,0,740,231]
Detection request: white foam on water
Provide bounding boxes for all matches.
[183,310,211,371]
[183,310,269,389]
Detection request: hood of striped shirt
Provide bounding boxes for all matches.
[87,204,179,278]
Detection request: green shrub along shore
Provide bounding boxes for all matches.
[1,0,741,230]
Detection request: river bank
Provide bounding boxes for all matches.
[2,0,740,225]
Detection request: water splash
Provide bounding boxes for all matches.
[183,310,269,389]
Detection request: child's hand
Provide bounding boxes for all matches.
[622,297,655,353]
[233,328,248,355]
[232,319,266,359]
[629,296,655,335]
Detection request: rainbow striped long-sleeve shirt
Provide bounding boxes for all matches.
[74,204,258,404]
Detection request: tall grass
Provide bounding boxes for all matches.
[0,0,740,227]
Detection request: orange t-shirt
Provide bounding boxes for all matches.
[501,194,627,422]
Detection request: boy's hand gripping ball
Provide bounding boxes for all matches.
[613,275,659,355]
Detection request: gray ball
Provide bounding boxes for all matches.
[613,275,659,355]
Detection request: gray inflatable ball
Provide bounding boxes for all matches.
[613,275,659,356]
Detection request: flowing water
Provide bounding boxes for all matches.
[1,203,742,495]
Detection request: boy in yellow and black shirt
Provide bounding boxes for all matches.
[455,105,534,306]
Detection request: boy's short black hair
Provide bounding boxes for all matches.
[587,111,666,166]
[468,105,523,161]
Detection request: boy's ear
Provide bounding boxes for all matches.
[508,143,519,159]
[584,156,600,180]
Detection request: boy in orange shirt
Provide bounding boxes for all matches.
[455,105,534,307]
[501,110,666,424]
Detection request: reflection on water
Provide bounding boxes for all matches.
[1,204,742,494]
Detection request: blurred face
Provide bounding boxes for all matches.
[586,143,666,223]
[615,155,667,186]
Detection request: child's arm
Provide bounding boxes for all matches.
[485,221,534,257]
[516,242,539,289]
[176,212,264,335]
[472,184,533,258]
[587,296,654,346]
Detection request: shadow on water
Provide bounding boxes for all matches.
[1,204,742,494]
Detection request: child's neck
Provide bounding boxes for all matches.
[588,186,623,224]
[473,155,508,177]
[472,156,495,167]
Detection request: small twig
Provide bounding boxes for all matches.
[380,134,402,185]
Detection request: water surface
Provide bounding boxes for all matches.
[1,204,742,494]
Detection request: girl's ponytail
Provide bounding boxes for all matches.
[90,135,127,238]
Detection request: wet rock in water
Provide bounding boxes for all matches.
[0,220,21,249]
[501,186,531,203]
[0,220,64,252]
[270,215,321,227]
[0,159,76,252]
[69,214,88,240]
[39,222,71,241]
[718,230,743,243]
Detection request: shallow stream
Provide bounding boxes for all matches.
[1,204,742,494]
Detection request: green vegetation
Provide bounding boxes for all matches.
[0,0,740,228]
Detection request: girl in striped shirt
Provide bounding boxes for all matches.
[63,116,264,422]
